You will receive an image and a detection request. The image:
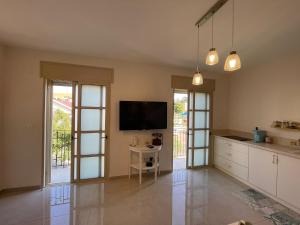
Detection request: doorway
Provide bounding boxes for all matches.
[50,82,72,184]
[173,90,188,170]
[45,81,109,185]
[187,91,211,168]
[172,89,211,170]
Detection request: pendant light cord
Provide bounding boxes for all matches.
[197,24,200,72]
[211,15,214,48]
[232,0,235,50]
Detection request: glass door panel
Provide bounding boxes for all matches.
[187,91,210,168]
[71,83,108,182]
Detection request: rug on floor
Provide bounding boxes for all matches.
[235,188,300,225]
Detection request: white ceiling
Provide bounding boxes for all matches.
[0,0,299,71]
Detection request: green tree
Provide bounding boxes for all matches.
[52,109,71,166]
[174,102,185,114]
[52,109,71,131]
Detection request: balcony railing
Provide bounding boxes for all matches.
[52,130,71,168]
[173,126,187,159]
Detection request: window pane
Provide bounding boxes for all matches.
[195,93,206,110]
[81,85,101,107]
[75,84,78,107]
[101,109,106,131]
[101,86,106,108]
[74,157,77,180]
[194,112,205,129]
[75,109,78,132]
[206,112,210,129]
[101,133,106,154]
[80,157,100,179]
[194,130,205,147]
[194,149,205,166]
[188,133,193,148]
[188,149,192,167]
[205,148,209,165]
[206,94,210,110]
[205,130,210,147]
[189,92,193,110]
[81,109,100,131]
[101,156,105,177]
[188,111,193,129]
[81,133,100,155]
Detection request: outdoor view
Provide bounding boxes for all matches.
[51,85,72,183]
[173,92,188,170]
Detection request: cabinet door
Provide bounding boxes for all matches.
[249,147,277,196]
[277,155,300,209]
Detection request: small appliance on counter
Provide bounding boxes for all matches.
[253,127,266,143]
[152,133,163,146]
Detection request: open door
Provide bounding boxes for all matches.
[71,82,109,182]
[187,91,211,168]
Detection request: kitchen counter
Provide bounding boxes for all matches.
[215,135,300,159]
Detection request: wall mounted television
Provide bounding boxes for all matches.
[119,101,167,130]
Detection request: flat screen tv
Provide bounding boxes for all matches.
[119,101,167,130]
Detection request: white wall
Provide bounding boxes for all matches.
[228,51,300,140]
[1,46,229,189]
[0,45,4,191]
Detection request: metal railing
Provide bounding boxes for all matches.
[52,130,71,168]
[173,126,187,159]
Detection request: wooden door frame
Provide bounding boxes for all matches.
[43,80,111,186]
[72,82,111,183]
[186,90,214,169]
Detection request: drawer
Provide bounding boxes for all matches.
[214,137,228,158]
[215,155,228,171]
[230,142,249,167]
[215,155,248,181]
[231,161,248,181]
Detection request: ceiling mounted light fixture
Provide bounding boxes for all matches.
[206,15,219,65]
[193,25,204,85]
[224,0,241,71]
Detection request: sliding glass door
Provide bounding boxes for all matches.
[71,82,109,182]
[187,91,211,168]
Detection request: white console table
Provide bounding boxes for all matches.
[128,145,162,184]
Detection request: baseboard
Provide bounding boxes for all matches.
[0,185,41,195]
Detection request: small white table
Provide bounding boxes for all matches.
[128,145,162,184]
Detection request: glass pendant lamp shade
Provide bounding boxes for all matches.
[192,25,204,86]
[206,48,219,65]
[224,51,241,71]
[192,71,203,85]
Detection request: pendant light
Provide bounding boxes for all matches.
[224,0,241,71]
[192,25,204,85]
[206,15,219,65]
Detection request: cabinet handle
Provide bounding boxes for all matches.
[272,155,278,164]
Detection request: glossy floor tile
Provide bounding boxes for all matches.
[0,168,269,225]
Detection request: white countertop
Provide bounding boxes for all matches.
[215,135,300,160]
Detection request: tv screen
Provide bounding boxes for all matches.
[119,101,167,130]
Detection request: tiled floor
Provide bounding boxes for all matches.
[51,166,70,184]
[0,168,273,225]
[173,157,186,170]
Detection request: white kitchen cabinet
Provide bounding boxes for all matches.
[277,154,300,209]
[249,146,278,196]
[214,137,229,158]
[214,137,249,181]
[230,142,249,167]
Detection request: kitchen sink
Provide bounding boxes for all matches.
[222,135,252,142]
